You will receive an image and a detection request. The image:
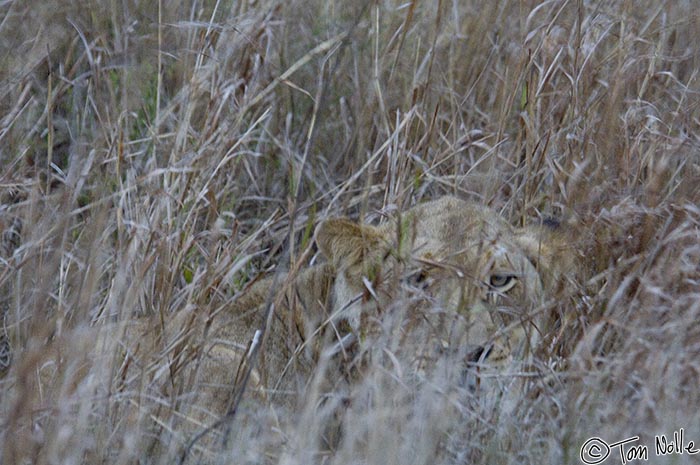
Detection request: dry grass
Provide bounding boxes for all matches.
[1,0,700,463]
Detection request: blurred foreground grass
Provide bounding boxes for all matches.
[1,1,700,463]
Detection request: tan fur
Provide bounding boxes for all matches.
[2,196,574,461]
[317,197,572,361]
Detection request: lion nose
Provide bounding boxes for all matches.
[467,345,492,364]
[461,345,493,391]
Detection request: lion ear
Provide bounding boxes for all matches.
[513,225,578,289]
[513,228,556,271]
[315,218,385,268]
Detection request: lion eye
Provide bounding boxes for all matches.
[489,274,517,291]
[406,269,429,289]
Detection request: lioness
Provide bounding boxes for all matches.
[220,196,572,392]
[2,196,574,462]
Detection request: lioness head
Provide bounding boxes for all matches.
[316,196,570,376]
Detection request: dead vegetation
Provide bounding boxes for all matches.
[1,0,700,463]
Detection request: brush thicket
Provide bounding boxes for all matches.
[1,1,699,464]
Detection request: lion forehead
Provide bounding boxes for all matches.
[320,196,568,320]
[400,198,522,260]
